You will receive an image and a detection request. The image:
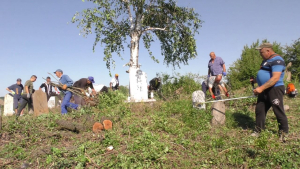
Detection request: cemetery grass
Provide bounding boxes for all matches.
[0,90,300,168]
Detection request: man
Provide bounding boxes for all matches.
[207,75,229,99]
[207,52,229,99]
[73,76,96,106]
[54,69,78,114]
[6,78,24,115]
[16,75,37,118]
[251,43,288,141]
[148,77,161,91]
[39,77,61,101]
[110,74,119,91]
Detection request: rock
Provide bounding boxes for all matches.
[48,96,56,108]
[20,162,30,169]
[211,101,226,126]
[284,105,289,112]
[32,90,49,116]
[192,90,205,109]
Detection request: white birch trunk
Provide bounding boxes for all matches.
[129,32,140,100]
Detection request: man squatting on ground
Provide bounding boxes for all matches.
[73,76,96,106]
[16,75,37,118]
[110,74,119,91]
[39,76,61,101]
[207,52,229,99]
[251,43,288,140]
[54,69,79,114]
[6,78,24,115]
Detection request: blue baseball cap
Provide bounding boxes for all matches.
[54,69,63,74]
[88,76,95,83]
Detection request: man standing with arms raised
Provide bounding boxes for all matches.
[54,69,78,114]
[251,43,288,142]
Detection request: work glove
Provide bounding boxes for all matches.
[62,84,67,90]
[222,72,227,76]
[27,93,30,98]
[11,91,15,95]
[212,94,216,99]
[225,92,229,97]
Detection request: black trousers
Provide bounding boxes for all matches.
[17,94,33,116]
[46,92,61,101]
[255,86,289,133]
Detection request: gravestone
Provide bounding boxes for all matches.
[0,99,4,106]
[48,96,56,108]
[4,94,14,116]
[32,90,49,116]
[284,62,292,82]
[211,101,226,126]
[192,90,205,109]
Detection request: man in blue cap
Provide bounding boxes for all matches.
[6,78,24,115]
[54,69,78,114]
[73,76,96,106]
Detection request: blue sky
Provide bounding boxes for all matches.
[1,0,300,96]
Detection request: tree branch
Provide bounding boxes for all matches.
[142,26,168,33]
[123,0,133,29]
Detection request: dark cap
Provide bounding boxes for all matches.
[54,69,63,74]
[88,76,95,83]
[17,78,22,81]
[256,43,273,50]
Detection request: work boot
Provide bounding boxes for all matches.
[279,131,288,143]
[250,132,260,137]
[225,92,229,97]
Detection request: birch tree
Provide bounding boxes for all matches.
[72,0,202,70]
[72,0,202,99]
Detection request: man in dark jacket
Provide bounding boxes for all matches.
[73,76,96,106]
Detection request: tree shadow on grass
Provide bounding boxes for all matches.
[230,112,255,130]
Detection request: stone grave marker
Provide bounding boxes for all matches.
[32,90,49,116]
[192,90,206,109]
[211,101,226,126]
[0,99,4,106]
[48,96,56,108]
[4,94,14,116]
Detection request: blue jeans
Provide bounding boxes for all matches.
[61,91,78,114]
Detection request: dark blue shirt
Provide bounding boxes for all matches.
[208,57,225,76]
[8,84,24,97]
[257,56,285,87]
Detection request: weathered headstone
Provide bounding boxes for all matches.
[48,96,56,108]
[32,90,49,116]
[284,62,292,82]
[211,101,226,126]
[4,94,14,116]
[192,90,206,109]
[0,99,4,106]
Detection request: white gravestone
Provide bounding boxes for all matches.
[192,90,206,109]
[129,68,148,102]
[4,94,14,116]
[48,96,56,108]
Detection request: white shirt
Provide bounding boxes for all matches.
[110,78,119,87]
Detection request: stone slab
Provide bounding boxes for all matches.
[192,90,205,109]
[32,90,49,116]
[4,94,14,116]
[211,101,226,126]
[48,96,56,108]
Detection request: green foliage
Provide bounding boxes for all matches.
[98,90,126,109]
[284,38,300,81]
[227,39,284,90]
[159,72,202,99]
[118,85,129,96]
[72,0,202,71]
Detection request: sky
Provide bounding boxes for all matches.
[1,0,300,96]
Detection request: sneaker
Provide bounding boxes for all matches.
[225,92,229,97]
[250,132,260,137]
